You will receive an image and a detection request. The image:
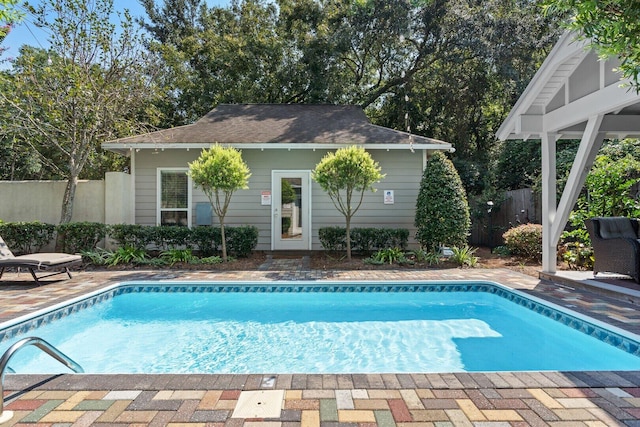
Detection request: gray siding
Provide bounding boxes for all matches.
[134,148,425,250]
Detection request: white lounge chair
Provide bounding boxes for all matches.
[0,235,82,285]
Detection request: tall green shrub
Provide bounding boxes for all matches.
[415,151,471,252]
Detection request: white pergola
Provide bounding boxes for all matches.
[497,32,640,274]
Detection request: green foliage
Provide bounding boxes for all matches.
[147,226,193,251]
[559,242,593,270]
[350,228,409,254]
[599,138,640,160]
[415,151,471,252]
[0,0,23,25]
[56,222,107,253]
[194,255,224,265]
[365,247,409,265]
[0,221,55,255]
[105,246,149,266]
[580,155,640,218]
[449,246,479,268]
[107,224,257,258]
[492,139,541,191]
[108,224,152,250]
[492,245,511,257]
[190,226,221,257]
[224,226,259,258]
[80,248,111,266]
[0,220,258,263]
[281,217,292,235]
[318,227,347,252]
[313,146,384,259]
[409,248,442,266]
[140,0,560,194]
[318,227,409,254]
[502,223,543,261]
[560,152,640,268]
[543,0,640,89]
[138,257,170,267]
[160,248,197,265]
[281,179,297,204]
[189,144,251,261]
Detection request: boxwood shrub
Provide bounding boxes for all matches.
[0,221,56,255]
[319,226,408,254]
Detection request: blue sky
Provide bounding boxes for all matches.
[2,0,229,61]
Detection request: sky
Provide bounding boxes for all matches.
[1,0,229,61]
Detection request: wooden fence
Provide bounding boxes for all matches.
[470,188,541,248]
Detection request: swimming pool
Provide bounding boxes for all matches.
[1,281,639,373]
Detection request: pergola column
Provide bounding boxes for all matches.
[541,132,558,273]
[541,115,605,274]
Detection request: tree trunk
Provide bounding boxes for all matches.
[56,175,78,251]
[219,216,227,262]
[345,215,352,260]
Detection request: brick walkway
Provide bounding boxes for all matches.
[0,260,639,426]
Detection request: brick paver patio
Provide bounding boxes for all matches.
[0,258,639,426]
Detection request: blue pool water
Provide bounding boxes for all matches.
[1,282,639,373]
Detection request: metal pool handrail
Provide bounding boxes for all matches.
[0,337,84,419]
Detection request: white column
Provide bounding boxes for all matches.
[541,132,558,273]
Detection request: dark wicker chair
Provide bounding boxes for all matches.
[585,217,640,283]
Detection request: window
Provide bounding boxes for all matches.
[157,169,191,226]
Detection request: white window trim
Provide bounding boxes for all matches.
[156,168,192,227]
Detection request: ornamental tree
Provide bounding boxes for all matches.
[189,145,251,261]
[312,146,384,260]
[415,151,470,253]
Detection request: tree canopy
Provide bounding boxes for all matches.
[140,0,561,179]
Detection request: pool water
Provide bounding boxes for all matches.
[2,284,640,373]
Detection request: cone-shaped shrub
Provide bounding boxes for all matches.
[414,151,470,252]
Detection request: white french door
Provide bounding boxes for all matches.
[271,171,311,250]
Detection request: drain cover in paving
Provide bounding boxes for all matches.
[231,390,285,418]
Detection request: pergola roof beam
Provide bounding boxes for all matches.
[543,83,640,134]
[517,114,640,138]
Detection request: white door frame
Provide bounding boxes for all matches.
[271,170,312,250]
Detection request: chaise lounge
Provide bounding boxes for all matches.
[0,235,82,285]
[585,217,640,283]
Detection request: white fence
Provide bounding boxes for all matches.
[0,172,132,225]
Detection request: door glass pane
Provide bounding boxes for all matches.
[281,177,302,240]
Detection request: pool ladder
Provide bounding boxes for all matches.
[0,337,84,422]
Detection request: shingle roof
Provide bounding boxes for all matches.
[104,104,449,146]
